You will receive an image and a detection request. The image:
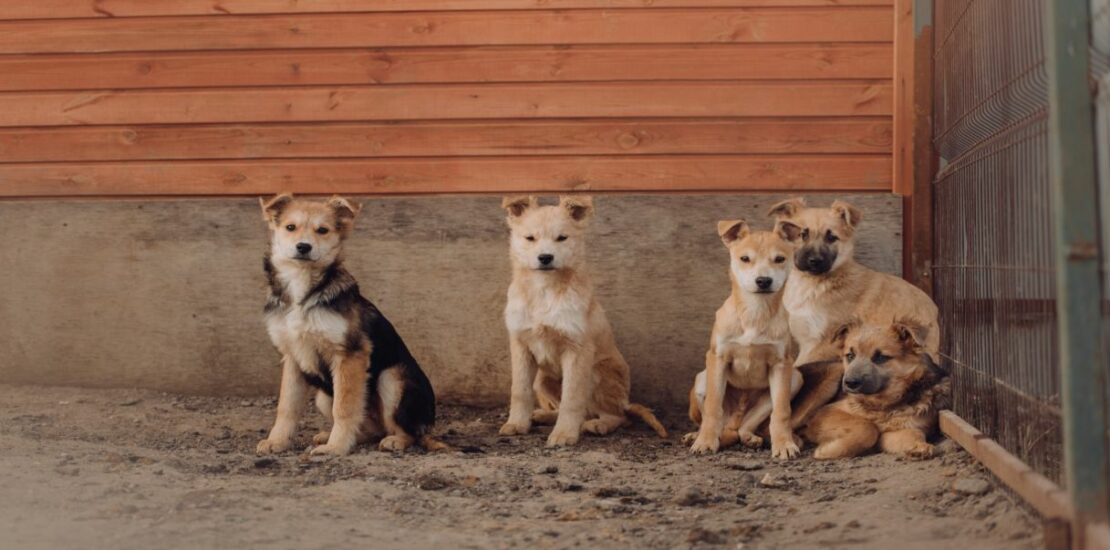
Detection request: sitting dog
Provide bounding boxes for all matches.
[685,221,802,458]
[768,198,940,427]
[498,195,667,447]
[804,320,950,459]
[255,193,443,456]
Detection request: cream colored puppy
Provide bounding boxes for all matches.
[687,221,801,458]
[498,196,666,447]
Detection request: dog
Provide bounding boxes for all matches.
[255,193,443,456]
[498,195,667,447]
[684,221,802,458]
[803,320,950,459]
[768,198,939,428]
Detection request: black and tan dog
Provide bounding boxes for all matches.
[804,320,950,459]
[255,193,443,456]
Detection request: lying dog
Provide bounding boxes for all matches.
[256,193,443,456]
[769,198,939,427]
[685,222,801,458]
[498,195,667,447]
[804,320,950,459]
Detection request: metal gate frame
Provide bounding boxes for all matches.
[901,0,1109,547]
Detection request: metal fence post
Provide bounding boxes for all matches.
[1045,0,1108,537]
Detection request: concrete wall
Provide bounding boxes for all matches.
[0,194,901,409]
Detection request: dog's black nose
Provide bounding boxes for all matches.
[808,256,823,267]
[538,254,554,265]
[755,277,773,290]
[296,242,313,254]
[844,377,863,391]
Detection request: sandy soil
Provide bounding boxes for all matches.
[0,384,1041,550]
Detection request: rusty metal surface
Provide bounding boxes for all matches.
[932,0,1062,483]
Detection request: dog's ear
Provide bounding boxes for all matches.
[327,195,361,234]
[260,193,294,224]
[767,197,806,220]
[796,319,857,367]
[560,195,594,222]
[502,195,537,219]
[717,219,749,245]
[892,321,929,352]
[831,200,862,229]
[831,321,858,351]
[774,219,804,243]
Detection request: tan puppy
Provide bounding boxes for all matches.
[804,320,950,459]
[685,222,802,458]
[769,198,939,427]
[498,196,667,447]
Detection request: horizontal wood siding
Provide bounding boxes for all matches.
[0,2,894,196]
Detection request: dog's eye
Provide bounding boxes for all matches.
[556,235,568,242]
[872,351,891,364]
[739,256,750,263]
[774,256,786,264]
[285,224,296,232]
[801,229,810,241]
[845,349,856,361]
[825,231,839,244]
[525,235,536,242]
[316,227,329,235]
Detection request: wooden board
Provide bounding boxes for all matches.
[5,0,895,20]
[0,155,892,196]
[0,119,892,162]
[0,8,894,54]
[0,82,892,127]
[0,44,893,91]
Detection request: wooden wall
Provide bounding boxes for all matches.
[0,1,894,196]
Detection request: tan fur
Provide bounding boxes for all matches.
[499,196,666,447]
[769,198,940,428]
[803,321,950,459]
[686,224,802,458]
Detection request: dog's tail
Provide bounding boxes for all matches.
[626,403,668,438]
[420,434,451,452]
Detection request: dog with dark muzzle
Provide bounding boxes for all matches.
[803,320,950,459]
[767,198,940,429]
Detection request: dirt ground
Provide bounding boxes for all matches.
[0,384,1041,550]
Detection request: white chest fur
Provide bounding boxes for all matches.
[505,283,588,340]
[783,280,827,348]
[267,305,348,374]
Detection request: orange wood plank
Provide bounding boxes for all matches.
[5,1,894,20]
[0,119,892,162]
[0,155,892,197]
[0,8,894,54]
[892,0,912,195]
[0,44,894,91]
[0,82,892,127]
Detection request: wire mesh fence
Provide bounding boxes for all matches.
[932,0,1063,483]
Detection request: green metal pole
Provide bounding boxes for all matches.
[1045,0,1108,529]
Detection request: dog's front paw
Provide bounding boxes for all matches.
[689,432,720,454]
[256,438,293,455]
[681,432,699,445]
[312,431,330,445]
[771,437,801,460]
[738,430,764,449]
[903,442,935,460]
[379,435,414,452]
[309,442,353,457]
[546,427,580,447]
[499,421,531,436]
